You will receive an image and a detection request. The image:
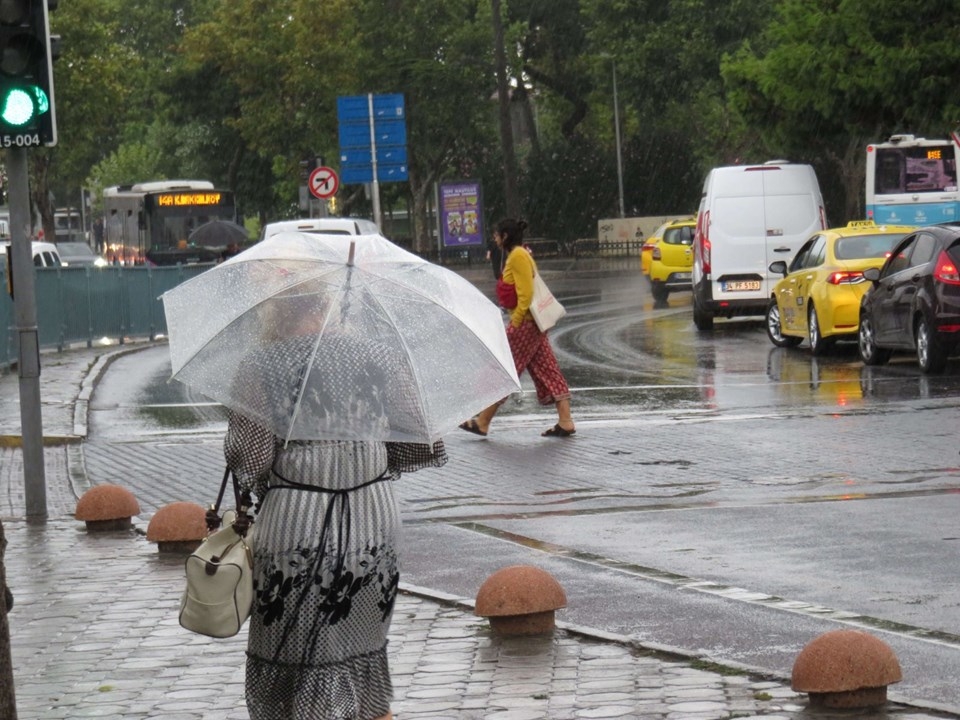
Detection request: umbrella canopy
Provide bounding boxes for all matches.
[161,232,521,443]
[188,219,249,248]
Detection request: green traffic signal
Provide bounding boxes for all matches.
[0,0,56,144]
[0,84,46,127]
[1,87,34,126]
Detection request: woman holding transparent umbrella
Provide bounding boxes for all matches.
[162,232,521,719]
[225,323,446,720]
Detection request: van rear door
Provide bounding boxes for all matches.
[762,167,820,270]
[709,168,766,291]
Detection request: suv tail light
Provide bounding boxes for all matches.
[819,206,827,230]
[652,246,661,261]
[827,271,864,285]
[934,251,960,285]
[696,210,711,274]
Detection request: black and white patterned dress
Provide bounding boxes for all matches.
[226,417,446,719]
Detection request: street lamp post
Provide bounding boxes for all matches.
[612,61,625,219]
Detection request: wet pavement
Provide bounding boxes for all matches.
[1,341,959,719]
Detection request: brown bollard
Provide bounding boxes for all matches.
[475,565,566,636]
[791,629,902,709]
[146,502,208,553]
[74,484,140,532]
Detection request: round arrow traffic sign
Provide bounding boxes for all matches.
[308,166,340,199]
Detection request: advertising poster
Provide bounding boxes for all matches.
[440,181,483,247]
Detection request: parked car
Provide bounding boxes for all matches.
[640,221,668,276]
[0,240,61,267]
[858,223,960,373]
[692,161,827,331]
[56,242,109,268]
[765,221,916,354]
[649,218,695,304]
[261,217,380,240]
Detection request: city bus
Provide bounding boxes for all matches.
[865,134,959,226]
[103,180,237,265]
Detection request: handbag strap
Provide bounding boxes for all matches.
[205,467,254,536]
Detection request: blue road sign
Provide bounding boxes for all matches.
[336,94,406,122]
[340,163,409,185]
[337,93,408,184]
[340,147,408,166]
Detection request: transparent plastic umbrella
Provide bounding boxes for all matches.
[161,232,521,443]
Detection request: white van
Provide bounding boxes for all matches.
[691,161,826,331]
[0,240,61,268]
[261,217,380,240]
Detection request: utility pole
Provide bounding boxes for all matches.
[9,148,46,521]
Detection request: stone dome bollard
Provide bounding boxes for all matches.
[74,484,140,531]
[146,502,208,553]
[475,565,566,636]
[791,629,902,709]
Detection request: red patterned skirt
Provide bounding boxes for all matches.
[507,319,570,404]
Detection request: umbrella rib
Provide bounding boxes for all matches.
[283,273,346,445]
[363,265,517,377]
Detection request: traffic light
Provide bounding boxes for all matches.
[0,0,56,147]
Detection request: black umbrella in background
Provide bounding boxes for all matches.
[188,219,249,248]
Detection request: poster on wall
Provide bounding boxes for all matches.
[440,181,483,247]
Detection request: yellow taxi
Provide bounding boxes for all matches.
[765,221,916,355]
[640,221,668,276]
[648,218,695,304]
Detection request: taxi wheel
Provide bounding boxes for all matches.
[651,281,669,305]
[766,298,802,347]
[807,304,833,356]
[858,313,890,366]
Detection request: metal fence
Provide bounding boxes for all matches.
[0,264,211,369]
[0,239,643,370]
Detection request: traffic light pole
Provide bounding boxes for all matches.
[8,147,47,520]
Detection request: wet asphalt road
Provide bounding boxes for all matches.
[84,268,960,712]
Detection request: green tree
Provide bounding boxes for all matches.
[722,0,960,222]
[350,0,496,252]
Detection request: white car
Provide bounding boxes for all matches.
[261,217,380,240]
[0,240,61,267]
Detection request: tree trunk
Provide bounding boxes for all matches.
[29,153,54,242]
[0,520,17,719]
[406,157,438,256]
[491,0,520,219]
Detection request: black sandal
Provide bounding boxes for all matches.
[542,424,575,437]
[458,418,488,437]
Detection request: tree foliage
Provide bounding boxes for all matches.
[10,0,960,244]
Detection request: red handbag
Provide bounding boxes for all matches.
[496,277,517,309]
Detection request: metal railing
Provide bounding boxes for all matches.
[1,264,210,369]
[0,238,643,370]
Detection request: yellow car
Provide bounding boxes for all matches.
[648,218,696,304]
[765,221,916,355]
[640,221,668,276]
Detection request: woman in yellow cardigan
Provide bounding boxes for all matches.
[460,218,576,437]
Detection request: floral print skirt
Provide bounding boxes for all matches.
[245,441,399,720]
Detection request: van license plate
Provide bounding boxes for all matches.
[723,280,761,292]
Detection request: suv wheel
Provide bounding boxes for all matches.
[808,304,833,356]
[916,315,948,374]
[858,313,890,366]
[766,298,801,347]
